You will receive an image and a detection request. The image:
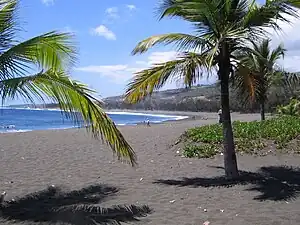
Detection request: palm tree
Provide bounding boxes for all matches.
[234,39,286,120]
[124,0,300,178]
[0,1,135,165]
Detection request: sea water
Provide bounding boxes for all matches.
[0,108,188,133]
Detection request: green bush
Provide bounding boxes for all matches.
[277,98,300,116]
[183,144,219,158]
[182,115,300,158]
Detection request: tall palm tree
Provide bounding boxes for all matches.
[0,1,135,165]
[124,0,300,178]
[234,39,286,121]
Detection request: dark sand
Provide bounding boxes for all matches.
[0,112,300,225]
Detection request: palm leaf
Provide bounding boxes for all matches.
[132,33,209,55]
[0,70,136,165]
[0,31,77,80]
[234,39,287,106]
[0,0,18,52]
[125,52,209,103]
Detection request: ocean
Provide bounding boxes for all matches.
[0,108,188,133]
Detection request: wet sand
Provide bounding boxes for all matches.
[0,112,299,225]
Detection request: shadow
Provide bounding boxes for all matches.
[154,166,300,201]
[0,184,152,225]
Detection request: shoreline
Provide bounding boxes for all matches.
[0,110,267,134]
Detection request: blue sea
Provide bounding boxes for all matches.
[0,108,188,133]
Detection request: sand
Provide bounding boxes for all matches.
[0,112,299,225]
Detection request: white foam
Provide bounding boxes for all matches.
[2,108,189,121]
[0,129,32,133]
[107,111,188,120]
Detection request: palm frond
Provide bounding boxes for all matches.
[0,31,77,80]
[157,0,221,36]
[0,70,136,165]
[243,0,299,38]
[234,65,262,104]
[234,39,286,105]
[125,52,209,103]
[270,42,285,62]
[132,33,209,55]
[0,0,18,52]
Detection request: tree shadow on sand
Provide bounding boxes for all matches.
[0,184,152,225]
[154,166,300,201]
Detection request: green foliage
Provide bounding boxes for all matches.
[277,98,300,116]
[234,39,286,107]
[183,116,300,158]
[183,144,219,158]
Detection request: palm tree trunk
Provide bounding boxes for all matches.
[260,101,265,121]
[219,43,239,179]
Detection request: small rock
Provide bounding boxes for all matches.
[139,178,143,181]
[189,162,192,164]
[203,221,210,225]
[197,206,202,209]
[176,150,180,154]
[220,153,224,156]
[236,214,239,216]
[21,157,25,160]
[169,200,176,203]
[220,209,224,212]
[150,160,154,163]
[203,208,207,212]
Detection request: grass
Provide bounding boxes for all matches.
[182,115,300,158]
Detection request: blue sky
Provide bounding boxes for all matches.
[18,0,218,101]
[13,0,300,103]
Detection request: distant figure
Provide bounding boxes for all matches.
[146,119,150,127]
[218,108,222,124]
[0,191,6,204]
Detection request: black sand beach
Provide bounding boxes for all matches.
[0,112,299,225]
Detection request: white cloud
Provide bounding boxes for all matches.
[76,51,180,84]
[105,7,119,19]
[126,4,136,10]
[147,51,179,65]
[90,25,116,40]
[42,0,54,6]
[265,9,300,72]
[76,51,217,89]
[76,65,134,83]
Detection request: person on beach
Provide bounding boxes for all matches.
[218,108,222,124]
[146,119,150,127]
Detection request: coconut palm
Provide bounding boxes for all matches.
[0,1,135,165]
[234,39,286,120]
[125,0,300,178]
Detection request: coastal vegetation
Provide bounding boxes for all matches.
[0,0,135,165]
[124,0,300,178]
[182,115,300,158]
